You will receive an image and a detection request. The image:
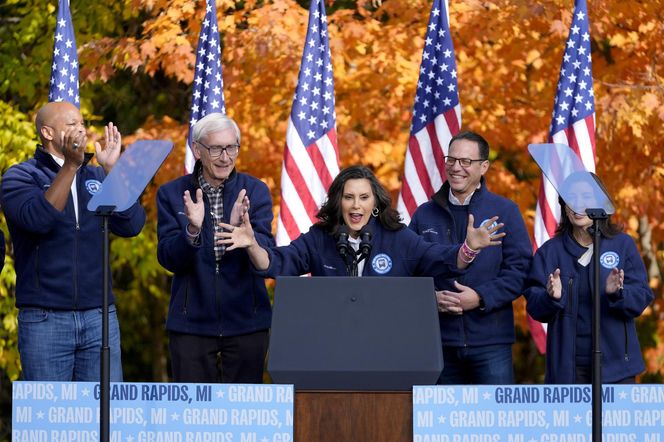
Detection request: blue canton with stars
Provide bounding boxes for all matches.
[188,0,226,143]
[550,0,595,134]
[290,0,336,145]
[411,0,459,135]
[49,0,79,106]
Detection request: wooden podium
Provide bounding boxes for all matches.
[294,391,413,442]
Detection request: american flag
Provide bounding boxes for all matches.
[48,0,79,106]
[397,0,460,225]
[275,0,339,246]
[185,0,227,174]
[530,0,596,353]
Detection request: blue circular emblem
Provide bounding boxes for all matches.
[600,251,620,269]
[480,218,498,231]
[85,179,103,195]
[371,253,393,275]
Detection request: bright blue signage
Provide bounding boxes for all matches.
[413,385,664,442]
[13,382,294,442]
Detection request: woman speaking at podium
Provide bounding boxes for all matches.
[217,165,504,279]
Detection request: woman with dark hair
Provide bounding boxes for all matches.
[525,172,653,384]
[218,165,504,278]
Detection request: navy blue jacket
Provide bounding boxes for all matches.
[0,147,146,310]
[157,163,274,337]
[409,180,532,346]
[524,232,653,383]
[260,217,461,278]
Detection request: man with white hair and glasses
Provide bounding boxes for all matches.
[156,113,274,383]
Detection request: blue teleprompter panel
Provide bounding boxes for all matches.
[413,385,664,442]
[13,382,294,442]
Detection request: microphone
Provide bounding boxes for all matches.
[357,224,372,262]
[336,225,351,258]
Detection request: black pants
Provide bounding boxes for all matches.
[169,329,269,383]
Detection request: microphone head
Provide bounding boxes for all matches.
[358,224,372,256]
[336,224,350,256]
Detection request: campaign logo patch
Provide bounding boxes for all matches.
[371,253,393,274]
[600,251,620,269]
[85,179,102,195]
[480,218,499,231]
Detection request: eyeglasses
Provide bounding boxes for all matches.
[196,140,240,158]
[444,156,487,167]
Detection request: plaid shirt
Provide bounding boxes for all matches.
[198,171,226,262]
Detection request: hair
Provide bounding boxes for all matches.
[192,113,241,145]
[555,171,623,238]
[448,130,490,160]
[316,165,402,234]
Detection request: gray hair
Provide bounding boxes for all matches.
[192,113,241,145]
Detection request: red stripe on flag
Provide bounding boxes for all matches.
[327,127,339,165]
[426,123,446,182]
[584,115,596,158]
[306,141,333,190]
[564,127,582,160]
[537,183,558,240]
[528,315,547,354]
[279,199,302,242]
[399,179,418,219]
[408,135,435,197]
[443,107,460,136]
[283,146,319,224]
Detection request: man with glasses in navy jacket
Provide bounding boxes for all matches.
[410,131,532,384]
[157,113,274,383]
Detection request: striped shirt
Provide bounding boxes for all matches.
[198,171,225,262]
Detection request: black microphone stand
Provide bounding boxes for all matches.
[96,205,115,442]
[355,230,372,276]
[586,207,608,442]
[336,229,357,276]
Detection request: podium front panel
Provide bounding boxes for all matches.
[268,276,443,391]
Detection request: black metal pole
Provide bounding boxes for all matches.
[100,213,110,442]
[586,209,607,442]
[591,218,601,442]
[97,206,115,442]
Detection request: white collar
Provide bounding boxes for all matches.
[448,182,481,206]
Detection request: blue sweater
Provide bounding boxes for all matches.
[260,217,461,278]
[157,164,274,337]
[524,231,653,383]
[409,180,532,346]
[1,147,146,310]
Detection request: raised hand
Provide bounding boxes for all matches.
[229,189,250,226]
[465,214,505,251]
[547,268,562,300]
[60,126,87,167]
[217,211,256,251]
[605,267,625,294]
[183,188,205,234]
[95,122,122,174]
